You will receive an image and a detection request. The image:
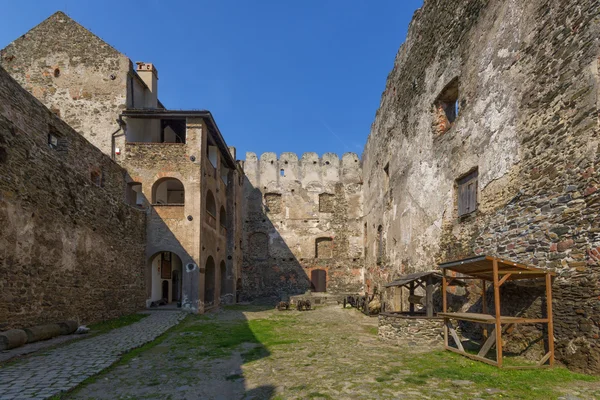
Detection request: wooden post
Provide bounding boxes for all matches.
[409,281,415,314]
[492,258,503,368]
[426,276,434,317]
[442,269,448,348]
[482,279,488,339]
[546,273,555,367]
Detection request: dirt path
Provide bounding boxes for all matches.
[66,305,599,400]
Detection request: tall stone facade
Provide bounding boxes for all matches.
[241,152,364,300]
[362,0,600,374]
[1,12,244,315]
[0,65,146,329]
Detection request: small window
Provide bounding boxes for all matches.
[377,225,385,265]
[280,169,285,177]
[91,170,103,187]
[48,133,59,149]
[383,162,390,177]
[433,78,459,136]
[457,169,478,217]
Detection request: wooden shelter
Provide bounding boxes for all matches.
[438,255,555,369]
[384,271,443,317]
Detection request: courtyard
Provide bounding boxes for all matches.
[36,305,600,400]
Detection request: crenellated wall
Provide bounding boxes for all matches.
[241,152,364,300]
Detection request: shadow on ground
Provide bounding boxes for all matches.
[66,306,276,400]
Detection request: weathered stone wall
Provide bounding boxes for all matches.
[241,152,364,300]
[0,11,132,156]
[362,0,600,373]
[0,66,146,329]
[378,313,443,347]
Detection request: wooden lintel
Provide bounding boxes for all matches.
[498,274,512,286]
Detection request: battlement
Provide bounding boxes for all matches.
[243,152,362,189]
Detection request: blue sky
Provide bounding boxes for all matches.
[0,1,422,159]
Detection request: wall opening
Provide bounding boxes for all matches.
[457,169,478,217]
[90,169,103,187]
[147,251,182,306]
[152,178,184,205]
[264,193,282,213]
[280,169,285,177]
[315,237,333,259]
[208,145,218,168]
[319,193,335,213]
[205,256,216,307]
[311,269,327,292]
[126,182,144,208]
[377,225,385,265]
[125,117,186,143]
[160,119,186,143]
[220,260,227,297]
[433,77,459,136]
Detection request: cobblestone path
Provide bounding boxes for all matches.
[0,311,186,400]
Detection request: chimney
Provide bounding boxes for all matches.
[136,62,158,108]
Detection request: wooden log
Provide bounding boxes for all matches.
[407,295,424,305]
[0,329,27,350]
[24,324,61,343]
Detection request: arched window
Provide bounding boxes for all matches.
[206,190,216,217]
[220,260,227,297]
[377,225,384,265]
[205,256,216,306]
[219,206,227,227]
[152,178,184,205]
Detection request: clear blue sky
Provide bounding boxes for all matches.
[0,1,422,159]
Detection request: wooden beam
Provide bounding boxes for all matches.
[538,351,552,366]
[445,346,499,367]
[498,273,512,286]
[442,271,448,348]
[447,322,464,352]
[482,280,487,339]
[493,258,503,368]
[409,281,415,314]
[478,328,496,358]
[426,275,433,318]
[546,273,555,367]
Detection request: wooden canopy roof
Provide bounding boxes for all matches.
[438,255,555,281]
[383,271,443,288]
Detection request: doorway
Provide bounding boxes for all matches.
[311,269,327,292]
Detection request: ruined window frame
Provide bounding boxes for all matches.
[376,225,385,265]
[315,237,334,259]
[318,193,335,213]
[433,77,460,136]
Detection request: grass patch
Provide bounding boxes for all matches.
[88,313,148,335]
[396,350,598,399]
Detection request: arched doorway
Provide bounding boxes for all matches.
[152,178,185,205]
[147,251,183,307]
[205,256,216,307]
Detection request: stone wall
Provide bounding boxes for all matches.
[241,152,364,300]
[0,66,146,329]
[378,313,443,347]
[362,0,600,373]
[0,11,132,156]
